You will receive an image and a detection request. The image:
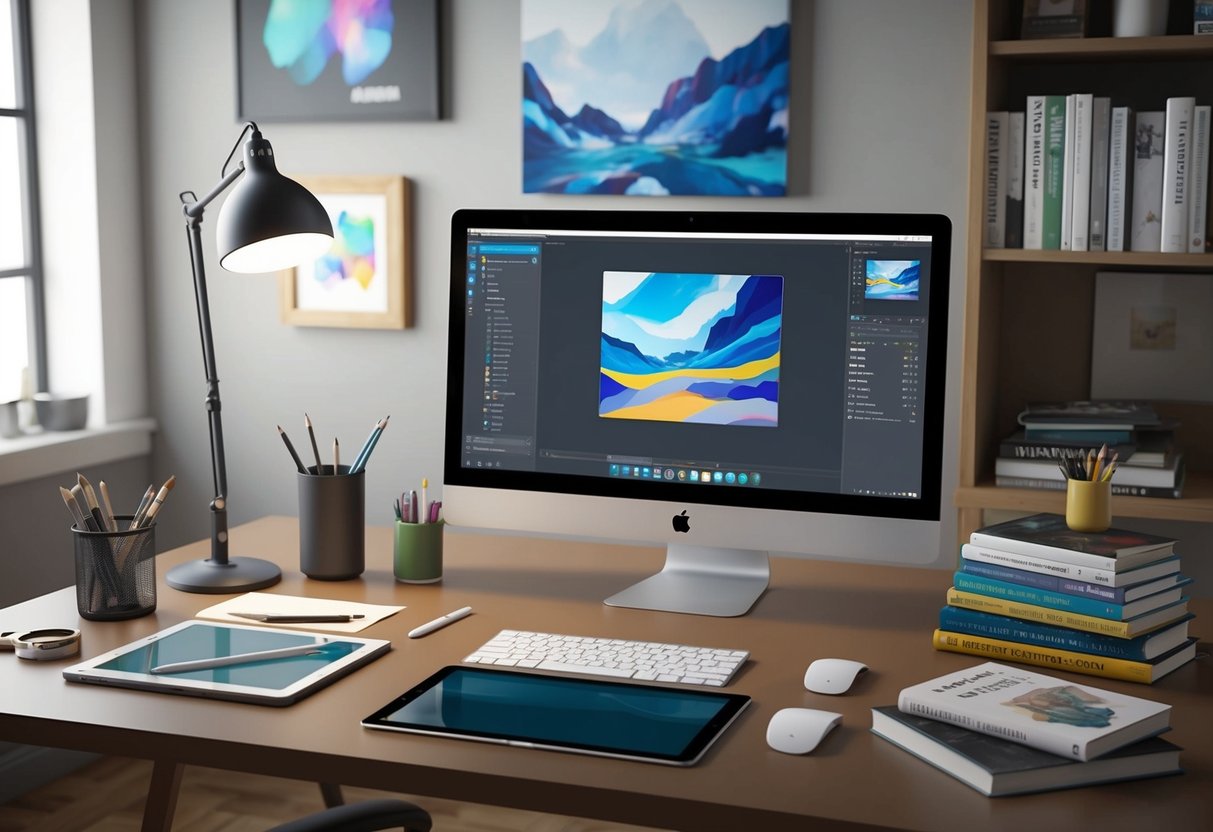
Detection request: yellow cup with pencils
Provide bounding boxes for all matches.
[1062,445,1115,533]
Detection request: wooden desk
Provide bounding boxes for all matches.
[1,517,1209,831]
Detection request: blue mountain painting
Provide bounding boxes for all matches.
[865,260,920,301]
[600,272,783,426]
[522,0,789,196]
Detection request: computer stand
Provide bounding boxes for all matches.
[603,544,769,617]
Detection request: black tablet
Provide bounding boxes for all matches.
[362,666,750,766]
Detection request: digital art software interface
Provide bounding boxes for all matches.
[865,259,920,301]
[599,272,784,427]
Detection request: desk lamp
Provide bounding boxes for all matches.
[166,122,333,593]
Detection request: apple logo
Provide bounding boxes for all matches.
[672,510,690,533]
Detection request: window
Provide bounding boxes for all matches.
[0,0,43,403]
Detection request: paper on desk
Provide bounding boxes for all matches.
[194,592,403,633]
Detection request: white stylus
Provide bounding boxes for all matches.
[408,606,473,639]
[149,641,326,674]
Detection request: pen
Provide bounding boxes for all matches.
[230,612,365,623]
[278,425,306,474]
[408,606,472,639]
[149,641,328,674]
[305,413,323,474]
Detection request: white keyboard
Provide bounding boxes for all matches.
[463,629,748,687]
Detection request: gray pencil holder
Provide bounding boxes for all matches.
[298,466,365,580]
[71,516,156,621]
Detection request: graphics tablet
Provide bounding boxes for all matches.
[63,620,390,706]
[362,665,750,766]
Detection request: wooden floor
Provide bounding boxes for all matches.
[0,756,663,832]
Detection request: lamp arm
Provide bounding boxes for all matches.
[180,168,243,567]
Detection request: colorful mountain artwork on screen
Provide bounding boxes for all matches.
[600,272,783,426]
[865,260,920,301]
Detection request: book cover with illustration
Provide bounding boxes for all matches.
[897,662,1171,761]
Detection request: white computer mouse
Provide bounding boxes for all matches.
[803,658,868,695]
[765,708,842,755]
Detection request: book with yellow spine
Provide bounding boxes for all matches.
[946,588,1189,638]
[933,630,1198,684]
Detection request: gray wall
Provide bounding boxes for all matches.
[135,1,975,568]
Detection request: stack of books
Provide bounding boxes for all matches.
[871,662,1183,797]
[996,400,1184,498]
[985,94,1211,253]
[935,513,1197,685]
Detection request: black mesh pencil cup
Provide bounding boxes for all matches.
[71,516,156,620]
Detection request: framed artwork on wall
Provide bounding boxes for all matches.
[235,0,440,122]
[521,0,790,196]
[279,175,411,330]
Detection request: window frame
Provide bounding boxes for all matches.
[0,0,46,392]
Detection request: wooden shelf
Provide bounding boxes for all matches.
[982,250,1213,267]
[990,35,1213,62]
[955,472,1213,524]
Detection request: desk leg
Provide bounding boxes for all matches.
[142,760,183,832]
[319,782,345,808]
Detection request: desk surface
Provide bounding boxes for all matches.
[1,517,1209,831]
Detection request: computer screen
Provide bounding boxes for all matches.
[445,209,951,616]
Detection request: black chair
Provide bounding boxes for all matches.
[266,798,433,832]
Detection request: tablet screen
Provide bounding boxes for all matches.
[362,666,749,765]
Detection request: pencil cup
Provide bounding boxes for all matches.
[394,520,444,584]
[1066,479,1112,533]
[71,516,156,621]
[298,466,365,580]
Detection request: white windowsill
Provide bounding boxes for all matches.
[0,418,157,487]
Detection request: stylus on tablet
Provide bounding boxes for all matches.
[149,641,326,674]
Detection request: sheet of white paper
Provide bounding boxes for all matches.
[195,592,403,633]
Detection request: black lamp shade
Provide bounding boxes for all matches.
[216,134,333,274]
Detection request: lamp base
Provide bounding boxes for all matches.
[165,556,282,594]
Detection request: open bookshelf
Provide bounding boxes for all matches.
[957,2,1213,541]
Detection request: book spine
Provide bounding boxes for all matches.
[1131,111,1165,252]
[998,440,1132,460]
[1024,96,1047,249]
[938,605,1157,660]
[1060,94,1076,250]
[946,588,1138,637]
[1088,97,1111,251]
[1043,96,1067,249]
[1006,112,1025,248]
[985,112,1008,248]
[953,572,1132,620]
[897,671,1085,759]
[961,558,1064,592]
[1070,93,1093,251]
[1160,97,1195,252]
[994,457,1180,488]
[1189,105,1210,252]
[1107,106,1133,251]
[994,475,1182,499]
[1022,428,1132,443]
[932,630,1159,685]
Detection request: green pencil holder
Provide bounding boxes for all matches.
[394,520,444,584]
[1066,479,1112,533]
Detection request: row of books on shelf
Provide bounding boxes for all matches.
[868,513,1194,796]
[997,400,1184,497]
[985,95,1211,253]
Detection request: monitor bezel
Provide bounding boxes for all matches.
[444,208,951,523]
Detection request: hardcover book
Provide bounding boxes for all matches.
[1088,97,1111,251]
[1190,105,1210,252]
[871,706,1181,797]
[896,661,1172,761]
[994,475,1184,500]
[1043,95,1068,249]
[1131,111,1165,252]
[994,454,1184,489]
[969,513,1176,570]
[960,545,1181,588]
[1069,93,1094,251]
[1024,95,1047,248]
[998,430,1134,462]
[1006,111,1025,248]
[1106,105,1134,251]
[1160,97,1195,253]
[1060,94,1077,250]
[932,630,1198,685]
[959,558,1188,605]
[985,112,1008,248]
[1016,400,1160,430]
[938,604,1194,662]
[952,572,1189,621]
[946,589,1189,639]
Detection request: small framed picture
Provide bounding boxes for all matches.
[235,0,440,122]
[279,175,410,329]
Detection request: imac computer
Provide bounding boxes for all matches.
[444,209,951,617]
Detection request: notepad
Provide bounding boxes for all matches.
[195,592,403,633]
